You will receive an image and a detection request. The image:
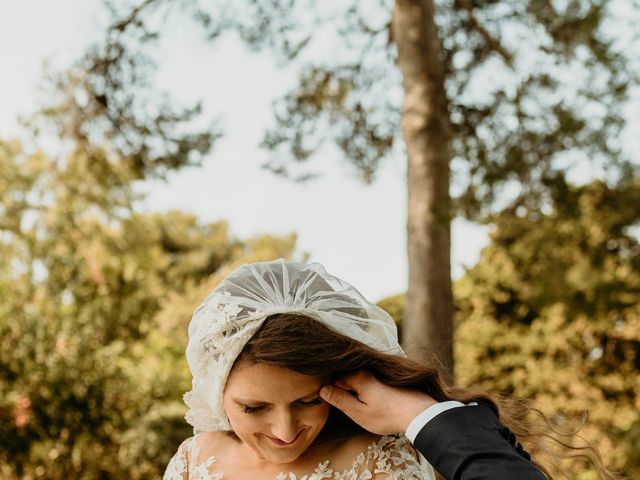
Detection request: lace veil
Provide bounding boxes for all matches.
[184,259,404,434]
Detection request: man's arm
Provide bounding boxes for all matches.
[412,402,545,480]
[320,371,545,480]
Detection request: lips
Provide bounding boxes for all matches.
[268,431,302,447]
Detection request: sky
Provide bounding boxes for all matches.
[0,0,509,302]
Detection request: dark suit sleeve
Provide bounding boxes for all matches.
[412,403,546,480]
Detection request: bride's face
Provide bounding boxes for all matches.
[223,360,330,464]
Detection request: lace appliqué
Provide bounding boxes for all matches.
[163,435,221,480]
[163,435,434,480]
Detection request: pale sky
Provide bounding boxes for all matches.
[0,0,505,301]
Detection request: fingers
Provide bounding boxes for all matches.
[333,377,358,392]
[322,370,437,435]
[333,370,373,393]
[320,370,377,423]
[319,385,365,421]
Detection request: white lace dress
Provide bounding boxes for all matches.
[163,434,435,480]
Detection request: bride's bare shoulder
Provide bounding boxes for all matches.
[189,431,234,458]
[311,431,381,459]
[341,431,383,450]
[196,430,228,444]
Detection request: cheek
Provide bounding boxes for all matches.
[304,404,330,427]
[226,409,263,435]
[224,397,258,434]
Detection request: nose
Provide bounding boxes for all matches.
[270,410,299,443]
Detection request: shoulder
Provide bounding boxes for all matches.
[172,434,201,459]
[308,431,381,462]
[164,435,198,480]
[163,432,225,480]
[323,432,418,461]
[374,435,435,479]
[330,433,433,480]
[340,431,383,452]
[355,434,434,480]
[371,434,420,461]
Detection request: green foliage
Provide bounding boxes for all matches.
[88,0,638,215]
[31,18,219,182]
[376,293,404,338]
[0,138,297,478]
[455,180,640,478]
[380,180,640,478]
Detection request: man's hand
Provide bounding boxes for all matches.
[319,370,437,435]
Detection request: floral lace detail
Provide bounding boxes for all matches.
[185,304,268,432]
[163,434,434,480]
[183,260,405,434]
[163,435,221,480]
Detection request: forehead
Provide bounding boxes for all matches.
[224,362,324,399]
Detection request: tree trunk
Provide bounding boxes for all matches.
[392,0,454,380]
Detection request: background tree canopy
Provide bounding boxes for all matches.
[0,136,298,477]
[455,180,640,478]
[1,0,639,478]
[380,180,640,478]
[62,0,640,374]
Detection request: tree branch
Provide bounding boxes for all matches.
[454,0,513,65]
[110,0,159,32]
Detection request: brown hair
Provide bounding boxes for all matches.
[237,313,617,479]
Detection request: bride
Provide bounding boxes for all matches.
[164,259,438,479]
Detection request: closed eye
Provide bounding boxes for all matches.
[241,398,323,414]
[296,397,323,407]
[242,405,265,414]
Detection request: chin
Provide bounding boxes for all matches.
[257,433,316,464]
[264,449,304,464]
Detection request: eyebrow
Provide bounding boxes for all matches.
[233,389,321,406]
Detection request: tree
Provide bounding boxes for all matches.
[454,180,640,478]
[1,9,307,472]
[379,180,640,477]
[391,0,453,376]
[0,135,298,478]
[72,0,638,376]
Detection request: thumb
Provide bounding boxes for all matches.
[320,385,363,419]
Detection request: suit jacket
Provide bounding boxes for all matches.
[413,402,546,480]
